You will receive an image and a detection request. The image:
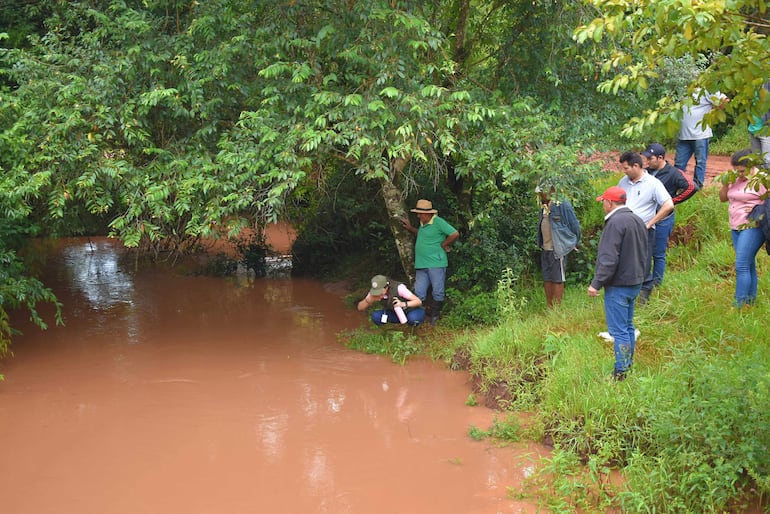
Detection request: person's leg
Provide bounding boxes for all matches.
[427,267,447,302]
[541,252,554,307]
[541,251,565,307]
[732,228,766,306]
[371,309,388,325]
[759,135,770,169]
[543,282,554,307]
[552,283,565,306]
[749,134,770,168]
[414,269,429,302]
[427,267,447,323]
[652,214,675,287]
[692,138,710,188]
[406,307,426,326]
[604,285,641,376]
[674,139,694,173]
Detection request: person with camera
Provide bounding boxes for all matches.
[357,275,425,326]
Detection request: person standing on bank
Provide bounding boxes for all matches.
[536,183,582,308]
[618,151,674,305]
[748,80,770,169]
[719,149,768,308]
[642,143,696,289]
[588,186,648,381]
[675,88,729,189]
[402,199,459,324]
[358,275,425,326]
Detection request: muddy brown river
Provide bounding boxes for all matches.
[1,237,547,514]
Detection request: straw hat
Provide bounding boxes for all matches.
[410,199,438,213]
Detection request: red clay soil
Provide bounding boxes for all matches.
[591,151,733,187]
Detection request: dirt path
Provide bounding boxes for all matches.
[593,152,732,186]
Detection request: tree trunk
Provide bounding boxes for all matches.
[380,158,415,285]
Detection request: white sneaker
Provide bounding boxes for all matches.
[598,329,641,343]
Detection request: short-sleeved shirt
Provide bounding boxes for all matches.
[679,90,727,140]
[618,172,672,226]
[727,178,768,230]
[415,215,457,269]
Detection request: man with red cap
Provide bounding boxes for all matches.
[589,186,648,380]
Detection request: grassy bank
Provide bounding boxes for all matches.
[343,185,770,512]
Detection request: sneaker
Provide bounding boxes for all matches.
[598,329,641,343]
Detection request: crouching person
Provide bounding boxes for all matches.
[358,275,425,326]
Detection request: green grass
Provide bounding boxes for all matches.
[340,186,770,512]
[453,188,770,512]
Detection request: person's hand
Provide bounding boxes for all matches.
[588,286,599,297]
[392,297,405,309]
[441,243,451,253]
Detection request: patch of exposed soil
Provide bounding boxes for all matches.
[588,151,733,187]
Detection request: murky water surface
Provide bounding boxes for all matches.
[1,238,547,514]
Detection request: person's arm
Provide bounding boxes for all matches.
[401,217,418,235]
[565,203,582,242]
[441,231,459,253]
[646,199,674,229]
[396,284,422,309]
[358,294,376,312]
[719,181,730,203]
[671,169,696,204]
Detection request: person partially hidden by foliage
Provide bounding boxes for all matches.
[588,186,648,381]
[536,182,581,308]
[357,275,425,326]
[719,149,769,308]
[401,200,459,324]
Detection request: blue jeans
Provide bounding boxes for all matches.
[652,213,675,287]
[675,138,709,188]
[414,267,447,302]
[750,133,770,169]
[371,308,426,326]
[730,227,765,307]
[604,285,642,374]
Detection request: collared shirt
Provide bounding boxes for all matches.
[679,89,727,140]
[618,172,672,225]
[414,215,457,269]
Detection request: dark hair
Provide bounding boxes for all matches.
[730,148,753,167]
[619,151,644,168]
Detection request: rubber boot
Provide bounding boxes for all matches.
[430,301,443,324]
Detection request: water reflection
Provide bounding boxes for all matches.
[62,238,135,310]
[1,237,547,514]
[61,238,141,344]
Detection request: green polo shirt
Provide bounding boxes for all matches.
[415,215,457,269]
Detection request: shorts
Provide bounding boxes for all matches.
[541,251,566,283]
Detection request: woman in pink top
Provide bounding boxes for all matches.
[719,149,768,307]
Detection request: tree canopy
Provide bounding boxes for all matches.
[2,0,769,348]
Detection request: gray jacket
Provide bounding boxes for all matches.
[590,207,648,290]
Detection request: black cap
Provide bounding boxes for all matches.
[641,143,666,158]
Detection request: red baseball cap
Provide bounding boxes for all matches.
[596,186,627,202]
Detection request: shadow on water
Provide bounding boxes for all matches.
[1,237,548,514]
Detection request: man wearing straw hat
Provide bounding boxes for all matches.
[402,199,459,324]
